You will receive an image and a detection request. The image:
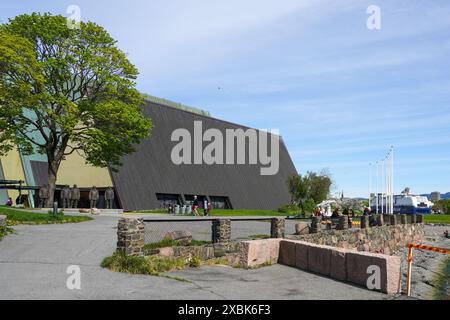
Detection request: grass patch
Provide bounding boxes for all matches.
[424,215,450,224]
[432,257,450,300]
[125,209,168,215]
[0,206,92,225]
[211,209,291,217]
[0,226,14,240]
[101,251,200,276]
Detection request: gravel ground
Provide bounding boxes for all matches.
[395,224,450,300]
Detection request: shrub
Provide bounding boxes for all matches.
[189,257,202,268]
[0,226,14,240]
[101,251,201,276]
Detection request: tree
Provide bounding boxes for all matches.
[433,200,450,215]
[0,13,152,206]
[287,170,332,216]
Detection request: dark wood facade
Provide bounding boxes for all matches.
[110,100,298,211]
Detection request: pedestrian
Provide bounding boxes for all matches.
[5,197,13,207]
[192,196,199,216]
[332,208,341,218]
[207,202,213,216]
[314,208,322,217]
[203,199,209,216]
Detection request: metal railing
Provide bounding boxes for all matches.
[142,217,275,245]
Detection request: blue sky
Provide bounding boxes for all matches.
[2,0,450,197]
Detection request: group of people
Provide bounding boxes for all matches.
[37,185,115,209]
[192,196,213,216]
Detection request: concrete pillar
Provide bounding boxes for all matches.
[377,215,384,227]
[271,218,285,238]
[117,218,145,257]
[310,217,322,234]
[390,215,398,226]
[336,216,349,230]
[360,216,369,229]
[411,215,417,224]
[212,219,231,244]
[400,215,407,225]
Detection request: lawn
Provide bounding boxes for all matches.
[210,209,291,217]
[424,214,450,224]
[0,206,93,225]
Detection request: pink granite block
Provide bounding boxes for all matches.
[346,251,401,294]
[294,241,310,270]
[330,248,349,282]
[240,239,281,268]
[307,244,332,276]
[279,240,297,267]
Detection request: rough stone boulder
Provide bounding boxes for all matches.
[0,215,6,227]
[295,223,309,235]
[164,230,193,245]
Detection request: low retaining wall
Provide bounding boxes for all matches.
[239,239,402,294]
[287,223,424,255]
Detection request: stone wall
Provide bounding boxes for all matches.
[117,218,145,257]
[287,223,425,255]
[212,219,231,243]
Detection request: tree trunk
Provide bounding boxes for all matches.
[46,159,60,208]
[300,199,306,217]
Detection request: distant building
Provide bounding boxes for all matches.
[431,192,441,202]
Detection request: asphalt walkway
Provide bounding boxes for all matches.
[0,215,388,300]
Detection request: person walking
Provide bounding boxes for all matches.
[192,196,199,216]
[203,199,209,216]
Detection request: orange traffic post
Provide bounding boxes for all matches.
[406,244,414,297]
[406,243,450,297]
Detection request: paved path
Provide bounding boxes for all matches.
[0,216,389,300]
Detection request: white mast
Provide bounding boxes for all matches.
[381,160,385,214]
[376,161,379,214]
[369,163,372,208]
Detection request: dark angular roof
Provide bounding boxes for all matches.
[110,100,298,211]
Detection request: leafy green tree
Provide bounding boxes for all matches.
[287,170,332,216]
[433,200,450,214]
[0,13,152,206]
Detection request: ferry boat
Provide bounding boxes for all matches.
[371,188,434,215]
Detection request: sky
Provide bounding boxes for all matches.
[1,0,450,197]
